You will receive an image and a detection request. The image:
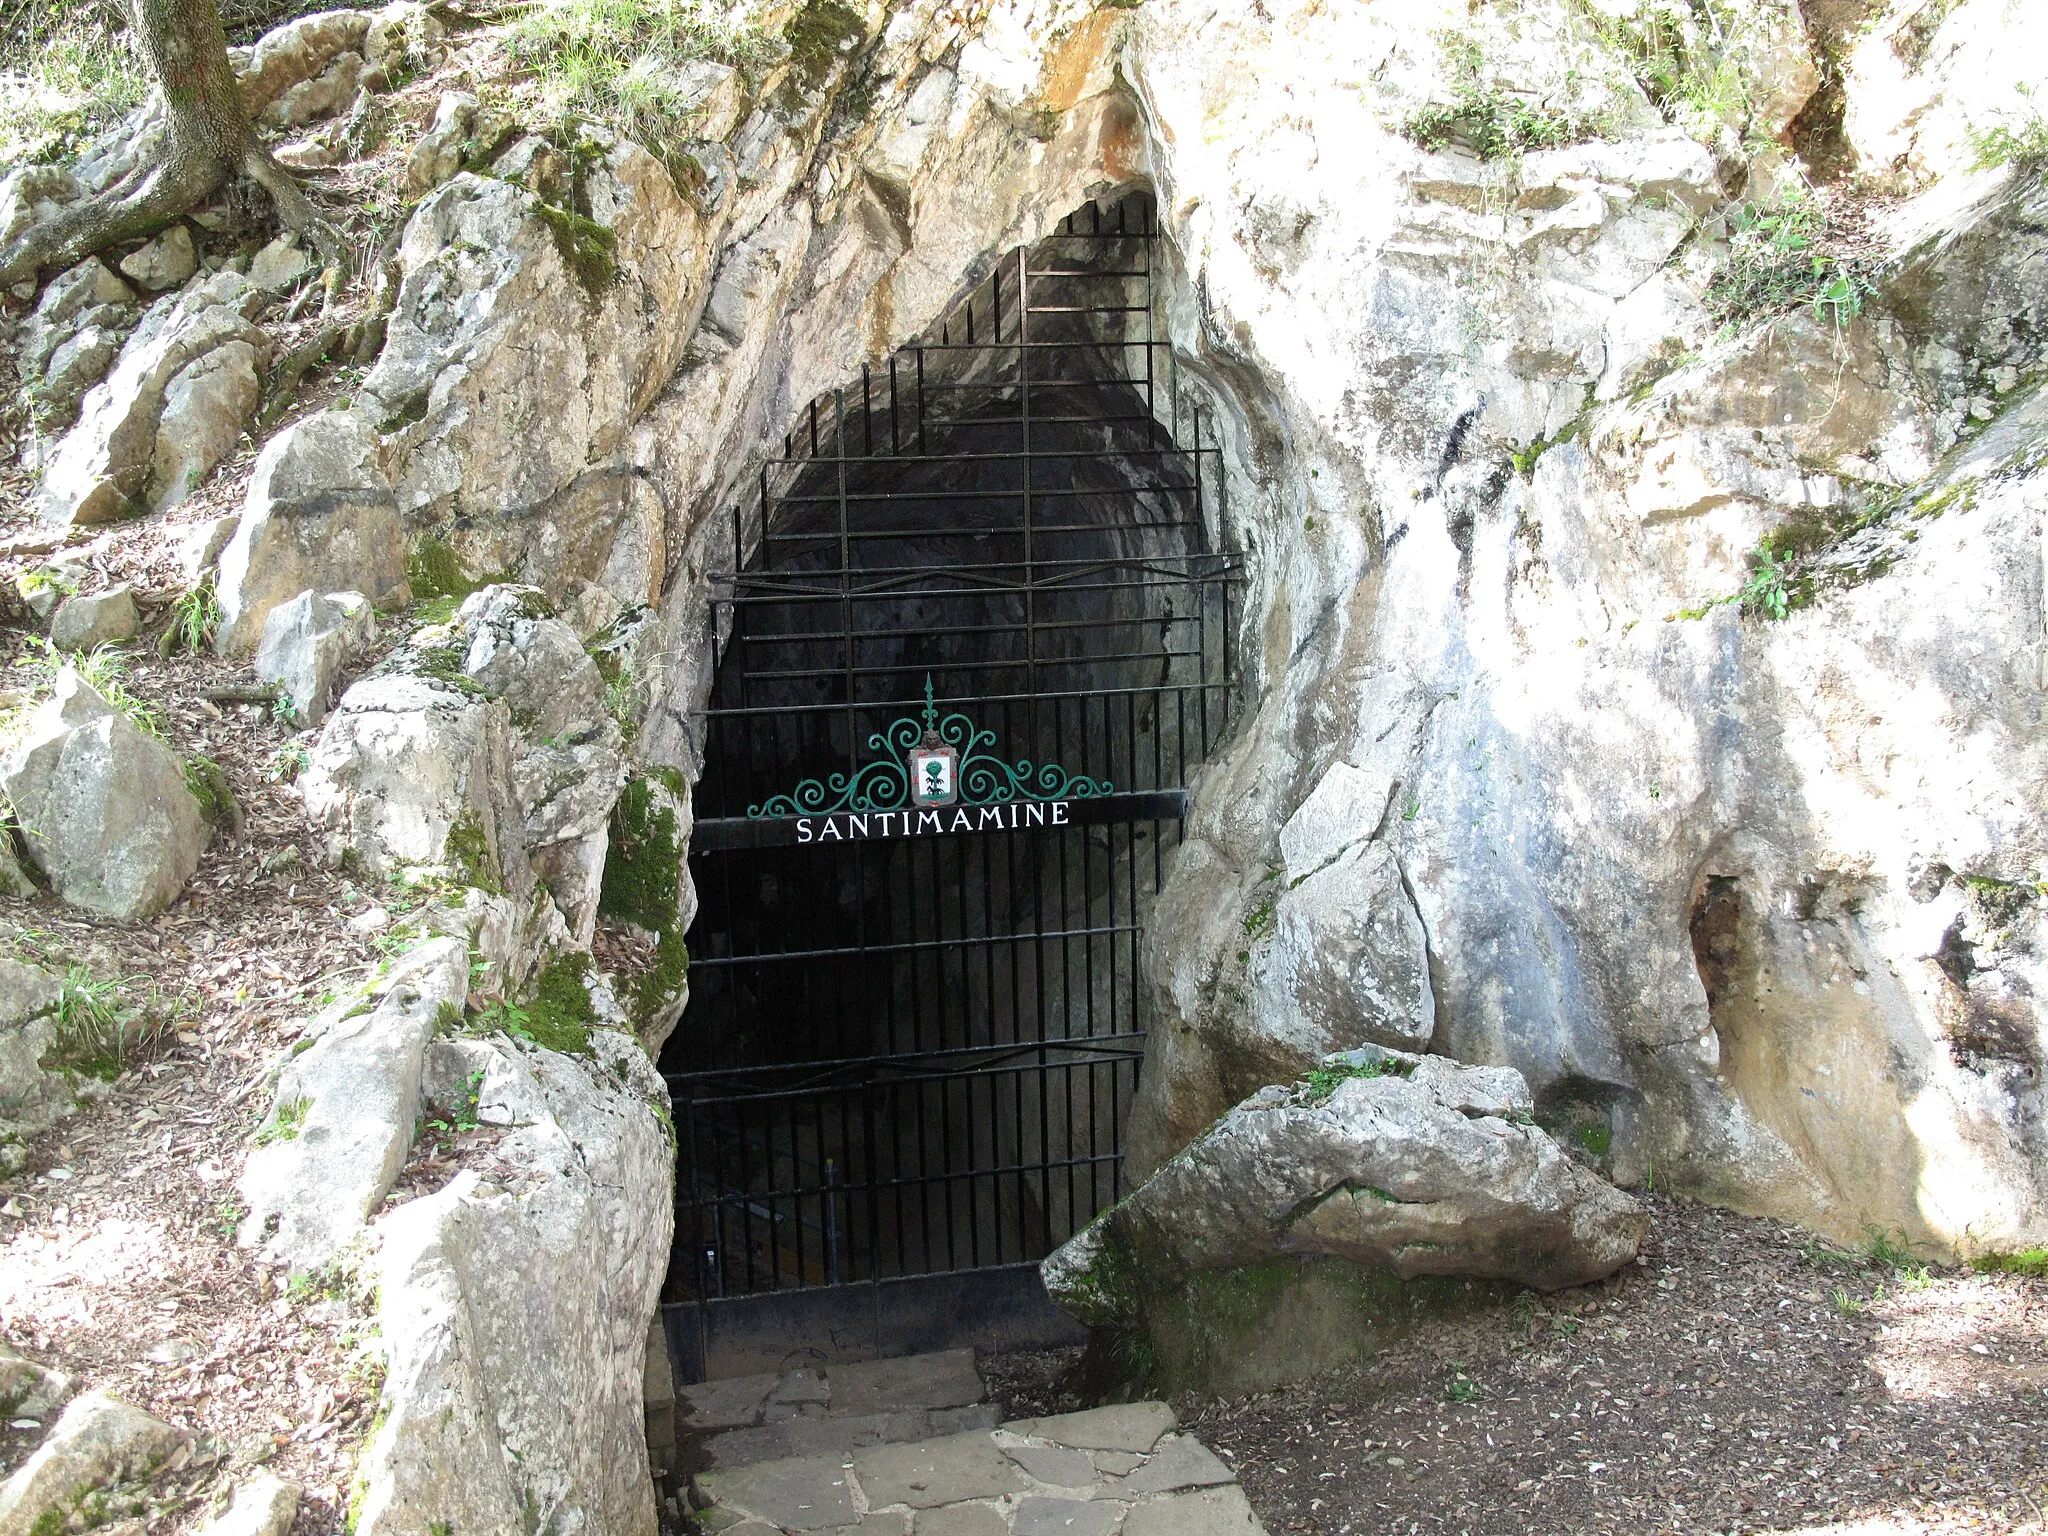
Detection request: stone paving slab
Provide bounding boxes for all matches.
[854,1429,1026,1508]
[705,1404,1002,1469]
[831,1348,984,1415]
[688,1399,1267,1534]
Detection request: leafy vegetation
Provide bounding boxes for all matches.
[164,581,223,657]
[1968,85,2048,176]
[503,0,774,146]
[1573,0,1750,136]
[1400,33,1608,160]
[0,0,149,164]
[45,965,174,1079]
[9,639,166,740]
[1706,191,1874,333]
[1300,1053,1411,1104]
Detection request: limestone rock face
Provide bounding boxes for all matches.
[355,139,702,607]
[351,1030,672,1536]
[33,271,269,527]
[298,672,528,894]
[216,409,408,653]
[0,960,75,1162]
[299,589,626,945]
[0,672,208,920]
[239,937,469,1271]
[20,258,135,424]
[253,589,377,726]
[1045,1052,1647,1325]
[0,1390,186,1536]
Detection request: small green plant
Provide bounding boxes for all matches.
[1737,543,1791,620]
[1968,85,2048,175]
[1864,1225,1918,1271]
[1399,32,1607,160]
[165,582,223,656]
[1241,899,1276,940]
[13,639,166,738]
[1830,1285,1869,1316]
[45,966,168,1079]
[263,744,312,784]
[1549,1313,1581,1338]
[1300,1054,1409,1103]
[271,693,303,730]
[1445,1362,1484,1402]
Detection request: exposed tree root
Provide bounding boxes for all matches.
[0,154,219,289]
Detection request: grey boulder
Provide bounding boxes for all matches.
[1044,1050,1649,1326]
[0,671,208,920]
[48,585,140,651]
[195,1474,300,1536]
[33,270,268,527]
[253,589,377,726]
[216,410,407,653]
[0,1390,186,1536]
[117,225,196,292]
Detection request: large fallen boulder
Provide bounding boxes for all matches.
[0,1389,186,1536]
[1044,1049,1649,1393]
[239,937,468,1271]
[32,271,269,527]
[0,671,208,920]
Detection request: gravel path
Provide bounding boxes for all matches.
[990,1195,2048,1535]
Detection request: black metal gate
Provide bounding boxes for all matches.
[662,194,1237,1377]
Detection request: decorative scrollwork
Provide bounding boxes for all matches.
[747,677,1113,819]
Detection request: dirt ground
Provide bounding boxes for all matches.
[987,1195,2048,1536]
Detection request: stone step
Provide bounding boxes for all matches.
[689,1400,1268,1534]
[680,1349,995,1471]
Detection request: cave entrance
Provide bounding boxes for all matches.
[659,193,1236,1380]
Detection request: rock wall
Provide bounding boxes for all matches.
[247,0,2047,1262]
[1112,0,2048,1257]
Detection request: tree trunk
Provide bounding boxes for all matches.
[0,0,343,289]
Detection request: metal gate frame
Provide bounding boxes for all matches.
[662,194,1239,1379]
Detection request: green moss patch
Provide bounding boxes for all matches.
[444,808,501,894]
[783,0,865,95]
[535,200,619,298]
[599,776,691,1026]
[522,952,596,1055]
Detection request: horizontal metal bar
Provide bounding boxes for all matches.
[668,1033,1146,1089]
[691,790,1186,851]
[698,682,1227,720]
